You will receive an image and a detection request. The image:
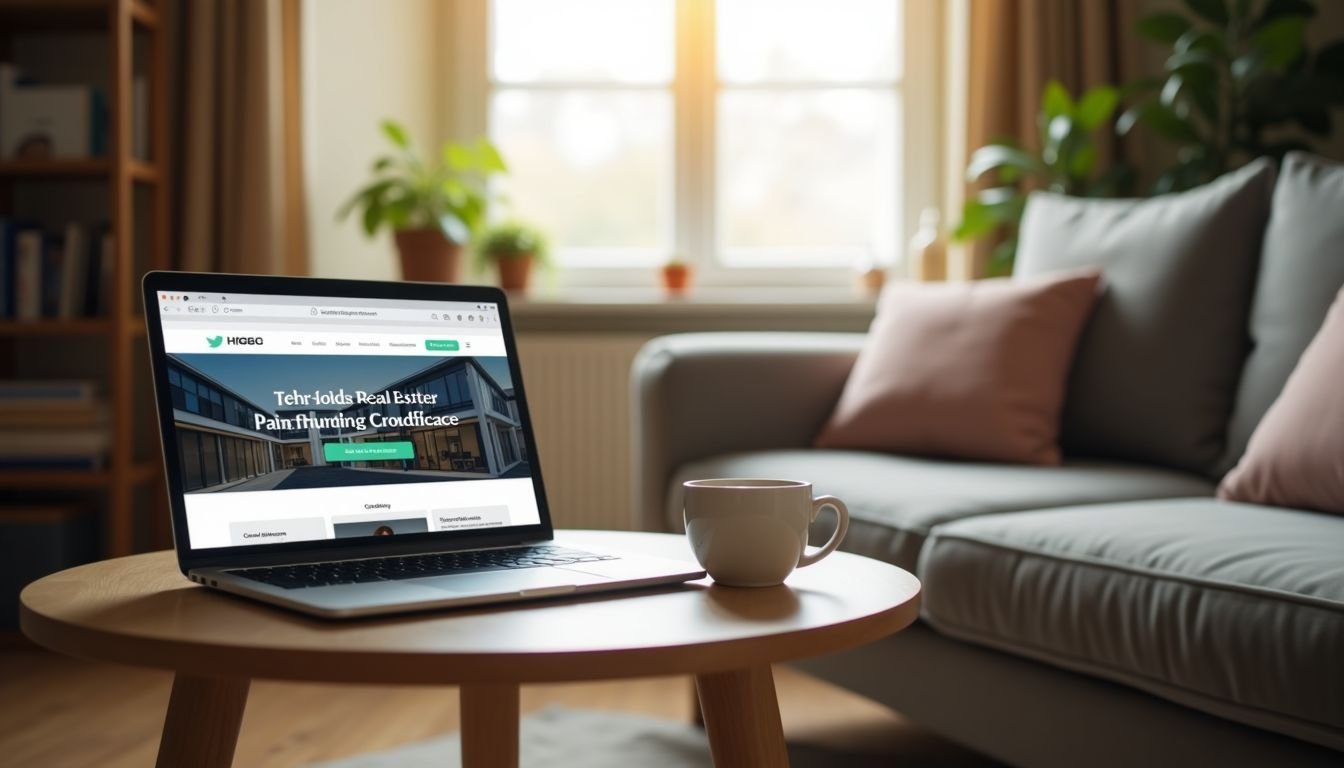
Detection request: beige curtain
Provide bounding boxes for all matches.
[172,0,308,275]
[965,0,1137,276]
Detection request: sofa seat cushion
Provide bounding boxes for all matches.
[667,450,1214,571]
[919,499,1344,751]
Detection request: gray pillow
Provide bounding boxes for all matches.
[1015,159,1275,475]
[1218,152,1344,475]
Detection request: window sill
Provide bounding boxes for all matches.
[508,287,877,334]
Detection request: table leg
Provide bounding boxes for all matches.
[695,665,789,767]
[460,683,520,768]
[155,674,250,768]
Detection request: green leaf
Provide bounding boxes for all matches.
[371,156,396,173]
[1137,12,1191,44]
[1159,75,1194,119]
[1254,0,1317,29]
[1120,101,1201,142]
[964,144,1041,182]
[472,138,509,174]
[1232,51,1265,81]
[361,195,384,237]
[380,120,411,150]
[1075,86,1119,131]
[1040,80,1072,121]
[1069,143,1098,179]
[1183,0,1228,25]
[1174,30,1226,58]
[1255,16,1306,71]
[1166,49,1219,74]
[1042,115,1074,166]
[976,186,1022,209]
[987,239,1018,277]
[953,200,998,242]
[438,214,471,244]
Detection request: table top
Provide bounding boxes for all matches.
[20,530,920,685]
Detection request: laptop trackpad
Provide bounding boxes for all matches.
[414,568,605,595]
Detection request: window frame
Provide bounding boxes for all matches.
[445,0,943,290]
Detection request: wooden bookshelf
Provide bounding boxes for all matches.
[0,0,172,556]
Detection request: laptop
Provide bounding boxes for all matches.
[142,271,704,618]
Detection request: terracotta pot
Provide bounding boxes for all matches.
[660,263,692,296]
[393,229,463,283]
[495,253,535,293]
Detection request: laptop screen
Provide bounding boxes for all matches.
[153,288,542,550]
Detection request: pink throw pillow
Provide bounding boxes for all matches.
[1218,287,1344,514]
[816,270,1103,465]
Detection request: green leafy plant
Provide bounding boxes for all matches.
[474,221,549,271]
[954,80,1126,275]
[1123,0,1344,192]
[337,120,508,243]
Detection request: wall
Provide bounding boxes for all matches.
[302,0,444,280]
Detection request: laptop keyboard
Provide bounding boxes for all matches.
[225,545,617,590]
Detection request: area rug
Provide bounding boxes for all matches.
[307,706,892,768]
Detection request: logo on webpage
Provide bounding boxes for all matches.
[207,335,263,348]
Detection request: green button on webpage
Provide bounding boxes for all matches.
[424,339,459,351]
[323,441,415,462]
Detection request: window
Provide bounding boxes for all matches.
[467,0,934,286]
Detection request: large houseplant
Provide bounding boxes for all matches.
[1121,0,1344,192]
[954,80,1126,275]
[338,121,507,282]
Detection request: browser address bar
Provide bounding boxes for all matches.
[214,304,437,321]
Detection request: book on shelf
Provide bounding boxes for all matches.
[0,380,108,470]
[0,379,98,403]
[0,220,111,321]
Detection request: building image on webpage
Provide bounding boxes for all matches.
[165,354,528,493]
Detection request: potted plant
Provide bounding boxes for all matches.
[338,120,507,283]
[1121,0,1344,192]
[660,256,693,297]
[476,221,549,293]
[954,80,1126,275]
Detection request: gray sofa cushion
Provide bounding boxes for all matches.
[1219,153,1344,474]
[668,450,1213,571]
[1016,160,1276,476]
[919,499,1344,751]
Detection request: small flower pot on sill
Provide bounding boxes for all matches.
[394,229,464,283]
[661,263,693,297]
[495,254,536,293]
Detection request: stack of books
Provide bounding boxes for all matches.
[0,219,112,320]
[0,380,109,470]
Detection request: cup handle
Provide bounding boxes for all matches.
[797,495,849,568]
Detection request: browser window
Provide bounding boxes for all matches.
[155,291,541,550]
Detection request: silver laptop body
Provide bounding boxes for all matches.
[143,272,703,618]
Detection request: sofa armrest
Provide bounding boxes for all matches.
[630,332,866,531]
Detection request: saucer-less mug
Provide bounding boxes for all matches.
[683,478,850,587]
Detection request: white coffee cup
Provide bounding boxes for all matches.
[682,478,850,587]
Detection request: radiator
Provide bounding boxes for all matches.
[515,334,653,531]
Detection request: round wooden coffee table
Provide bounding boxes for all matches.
[20,530,920,768]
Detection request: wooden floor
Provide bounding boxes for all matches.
[0,647,998,767]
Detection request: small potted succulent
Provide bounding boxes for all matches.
[338,120,507,283]
[476,221,549,293]
[660,255,693,297]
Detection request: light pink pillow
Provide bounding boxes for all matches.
[1219,287,1344,514]
[816,270,1103,465]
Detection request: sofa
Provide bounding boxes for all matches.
[630,153,1344,767]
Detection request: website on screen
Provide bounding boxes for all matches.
[155,291,540,550]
